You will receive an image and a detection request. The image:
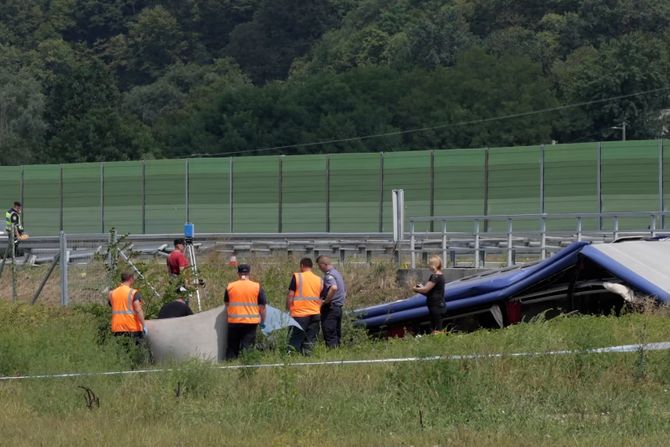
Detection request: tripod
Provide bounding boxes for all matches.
[185,240,202,312]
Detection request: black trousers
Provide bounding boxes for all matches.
[288,314,321,354]
[321,304,342,348]
[428,304,446,332]
[226,323,258,360]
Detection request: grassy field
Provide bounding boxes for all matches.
[2,294,670,446]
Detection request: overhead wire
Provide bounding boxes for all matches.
[190,86,670,157]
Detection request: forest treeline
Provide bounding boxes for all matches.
[1,0,670,164]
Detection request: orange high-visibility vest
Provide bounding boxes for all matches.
[109,284,142,333]
[226,279,261,324]
[290,271,323,317]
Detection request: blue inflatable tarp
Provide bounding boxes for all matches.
[356,240,670,330]
[356,242,588,328]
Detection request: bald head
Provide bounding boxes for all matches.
[316,255,331,273]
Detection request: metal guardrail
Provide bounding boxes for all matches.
[408,211,670,269]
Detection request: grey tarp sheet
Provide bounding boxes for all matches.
[144,305,301,362]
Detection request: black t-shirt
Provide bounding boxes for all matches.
[426,273,446,307]
[157,300,194,319]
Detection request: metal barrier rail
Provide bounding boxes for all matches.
[409,211,670,269]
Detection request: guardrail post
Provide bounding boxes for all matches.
[507,218,513,267]
[60,231,69,306]
[576,216,582,242]
[59,165,64,231]
[540,144,545,215]
[597,142,603,230]
[141,160,146,234]
[441,220,447,267]
[100,163,105,233]
[430,150,435,232]
[540,216,547,260]
[659,139,664,229]
[613,216,619,241]
[474,219,481,267]
[650,214,656,237]
[278,155,284,233]
[379,152,384,233]
[229,157,234,232]
[410,220,416,269]
[326,155,331,232]
[185,159,190,223]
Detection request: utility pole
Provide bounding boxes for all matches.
[611,121,627,141]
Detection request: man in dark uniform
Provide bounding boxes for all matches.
[316,255,347,348]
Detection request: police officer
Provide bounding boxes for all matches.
[5,201,25,253]
[316,255,347,348]
[286,257,323,354]
[224,264,267,359]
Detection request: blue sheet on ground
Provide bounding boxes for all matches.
[262,305,302,336]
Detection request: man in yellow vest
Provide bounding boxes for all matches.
[286,257,323,354]
[224,264,267,360]
[108,272,146,343]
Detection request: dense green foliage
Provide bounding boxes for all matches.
[1,0,670,164]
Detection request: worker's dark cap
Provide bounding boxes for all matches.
[13,201,21,207]
[237,264,251,274]
[174,238,185,246]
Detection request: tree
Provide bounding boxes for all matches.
[0,67,46,165]
[126,6,186,83]
[226,0,346,83]
[553,33,670,141]
[43,55,150,162]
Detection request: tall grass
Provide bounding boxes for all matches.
[1,302,670,445]
[2,253,670,445]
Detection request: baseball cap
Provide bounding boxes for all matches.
[237,264,251,274]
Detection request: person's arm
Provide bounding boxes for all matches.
[259,305,266,324]
[10,213,22,237]
[286,290,295,311]
[107,291,113,307]
[133,299,146,328]
[413,281,436,295]
[179,252,189,273]
[323,283,338,305]
[258,287,268,324]
[286,276,297,311]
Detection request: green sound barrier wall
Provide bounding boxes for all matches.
[0,140,667,235]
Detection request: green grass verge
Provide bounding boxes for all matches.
[1,301,670,446]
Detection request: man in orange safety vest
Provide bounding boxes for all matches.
[108,271,147,343]
[286,257,323,354]
[224,264,267,359]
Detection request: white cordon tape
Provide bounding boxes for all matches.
[2,341,670,382]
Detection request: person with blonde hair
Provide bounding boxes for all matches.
[413,255,446,334]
